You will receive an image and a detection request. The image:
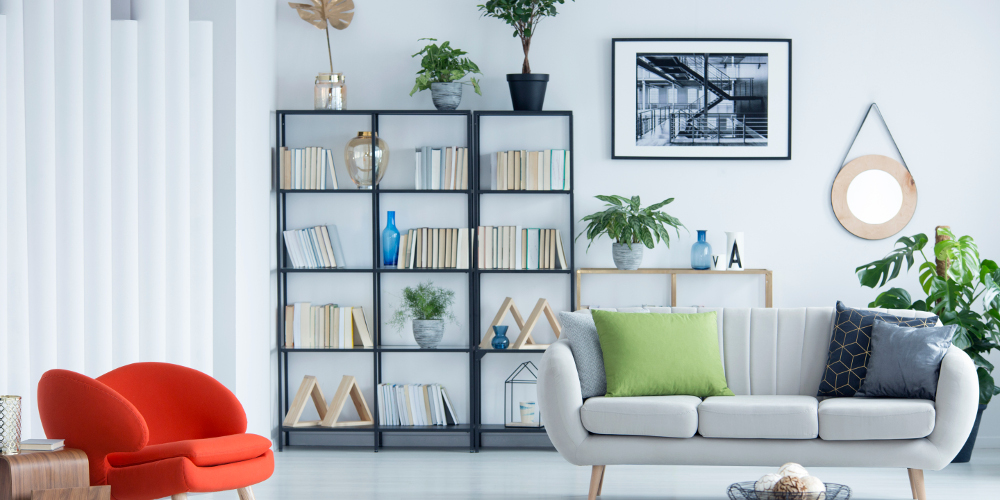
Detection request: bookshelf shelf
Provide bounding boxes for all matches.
[276,109,572,453]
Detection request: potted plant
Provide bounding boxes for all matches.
[477,0,576,110]
[409,39,483,110]
[288,0,354,109]
[388,282,457,349]
[577,195,685,270]
[855,227,1000,462]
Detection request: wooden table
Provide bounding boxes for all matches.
[0,450,110,500]
[575,268,773,310]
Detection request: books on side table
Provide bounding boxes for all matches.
[476,226,568,270]
[19,439,65,452]
[279,146,339,190]
[394,227,471,269]
[283,304,373,349]
[414,146,469,190]
[282,225,346,268]
[486,149,570,191]
[377,383,458,426]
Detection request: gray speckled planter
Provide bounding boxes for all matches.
[412,319,444,349]
[612,243,644,270]
[430,82,462,110]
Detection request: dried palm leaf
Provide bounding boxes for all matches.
[289,0,328,29]
[288,0,355,73]
[325,0,355,30]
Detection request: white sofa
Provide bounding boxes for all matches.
[537,307,979,500]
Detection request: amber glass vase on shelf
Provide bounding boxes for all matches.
[344,131,388,189]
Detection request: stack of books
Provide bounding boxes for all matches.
[19,439,65,451]
[282,225,346,268]
[486,149,570,191]
[283,304,372,349]
[395,228,471,269]
[279,146,339,190]
[476,227,568,270]
[377,383,458,426]
[414,146,469,190]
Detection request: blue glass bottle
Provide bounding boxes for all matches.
[382,211,400,267]
[691,230,712,270]
[491,325,510,349]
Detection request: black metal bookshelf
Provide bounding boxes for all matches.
[275,109,573,452]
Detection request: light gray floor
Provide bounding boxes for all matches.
[204,448,1000,499]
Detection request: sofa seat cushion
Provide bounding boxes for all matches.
[108,433,273,468]
[581,395,701,438]
[698,395,818,439]
[818,398,935,440]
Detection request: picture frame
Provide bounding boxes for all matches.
[612,38,792,160]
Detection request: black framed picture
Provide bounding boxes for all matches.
[612,38,791,160]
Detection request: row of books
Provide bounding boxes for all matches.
[487,149,570,191]
[282,225,346,268]
[394,227,471,269]
[414,146,470,190]
[279,146,339,190]
[377,383,458,426]
[476,227,568,270]
[282,303,373,349]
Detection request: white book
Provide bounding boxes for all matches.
[282,231,301,267]
[552,149,565,190]
[379,384,387,425]
[428,384,439,425]
[19,439,65,451]
[526,229,540,270]
[488,153,498,190]
[417,385,427,426]
[319,148,327,189]
[296,231,313,267]
[484,226,493,270]
[396,385,407,425]
[431,149,441,189]
[292,302,308,347]
[326,149,339,189]
[434,385,446,425]
[441,387,457,425]
[563,150,570,190]
[451,146,459,189]
[456,228,468,269]
[414,149,422,189]
[326,225,346,269]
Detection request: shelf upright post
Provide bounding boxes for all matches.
[371,112,381,452]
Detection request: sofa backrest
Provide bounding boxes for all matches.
[589,307,937,396]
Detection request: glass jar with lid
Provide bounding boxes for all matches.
[314,73,345,110]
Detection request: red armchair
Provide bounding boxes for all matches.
[38,363,274,500]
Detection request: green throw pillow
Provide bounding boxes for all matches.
[592,310,734,398]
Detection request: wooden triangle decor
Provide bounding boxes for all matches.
[282,375,373,428]
[480,297,561,350]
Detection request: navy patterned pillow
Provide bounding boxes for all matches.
[817,302,938,398]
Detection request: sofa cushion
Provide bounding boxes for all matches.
[581,395,700,438]
[817,302,938,398]
[107,433,272,468]
[559,311,607,399]
[855,320,955,400]
[818,398,935,440]
[698,395,818,439]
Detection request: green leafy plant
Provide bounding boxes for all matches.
[576,195,685,250]
[477,0,576,74]
[409,39,482,96]
[388,282,457,329]
[855,228,1000,405]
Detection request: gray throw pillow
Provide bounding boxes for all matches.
[855,319,955,400]
[559,311,606,399]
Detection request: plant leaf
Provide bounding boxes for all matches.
[289,0,328,29]
[324,0,355,30]
[867,287,913,309]
[978,367,995,405]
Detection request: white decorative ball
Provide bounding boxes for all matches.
[800,475,827,500]
[755,473,783,491]
[778,462,809,478]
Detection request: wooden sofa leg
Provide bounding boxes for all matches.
[589,466,606,500]
[170,494,187,500]
[907,468,925,500]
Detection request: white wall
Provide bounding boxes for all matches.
[274,0,1000,444]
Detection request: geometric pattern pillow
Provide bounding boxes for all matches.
[817,301,938,398]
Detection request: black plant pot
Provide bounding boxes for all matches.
[507,73,549,111]
[952,403,987,463]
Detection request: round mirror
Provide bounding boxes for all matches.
[832,154,916,240]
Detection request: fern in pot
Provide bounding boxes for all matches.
[389,282,456,349]
[577,195,685,270]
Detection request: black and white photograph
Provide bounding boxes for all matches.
[613,39,791,160]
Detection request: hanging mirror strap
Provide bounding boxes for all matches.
[839,103,910,172]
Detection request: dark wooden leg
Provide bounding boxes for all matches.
[589,465,606,500]
[907,468,925,500]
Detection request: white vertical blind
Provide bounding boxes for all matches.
[110,20,140,369]
[82,0,113,378]
[53,0,86,375]
[132,0,167,362]
[1,4,214,439]
[190,21,214,375]
[165,1,191,366]
[23,0,57,437]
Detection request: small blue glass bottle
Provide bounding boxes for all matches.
[382,211,400,267]
[691,230,712,270]
[491,325,510,349]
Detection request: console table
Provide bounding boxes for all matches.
[0,450,110,500]
[575,268,773,310]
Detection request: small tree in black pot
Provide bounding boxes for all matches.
[477,0,576,110]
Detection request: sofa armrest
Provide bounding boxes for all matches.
[538,339,590,464]
[926,345,979,465]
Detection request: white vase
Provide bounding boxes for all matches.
[412,319,444,349]
[725,232,745,271]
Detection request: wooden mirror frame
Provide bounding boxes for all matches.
[832,154,917,240]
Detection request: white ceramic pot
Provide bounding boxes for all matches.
[612,243,643,270]
[412,319,444,349]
